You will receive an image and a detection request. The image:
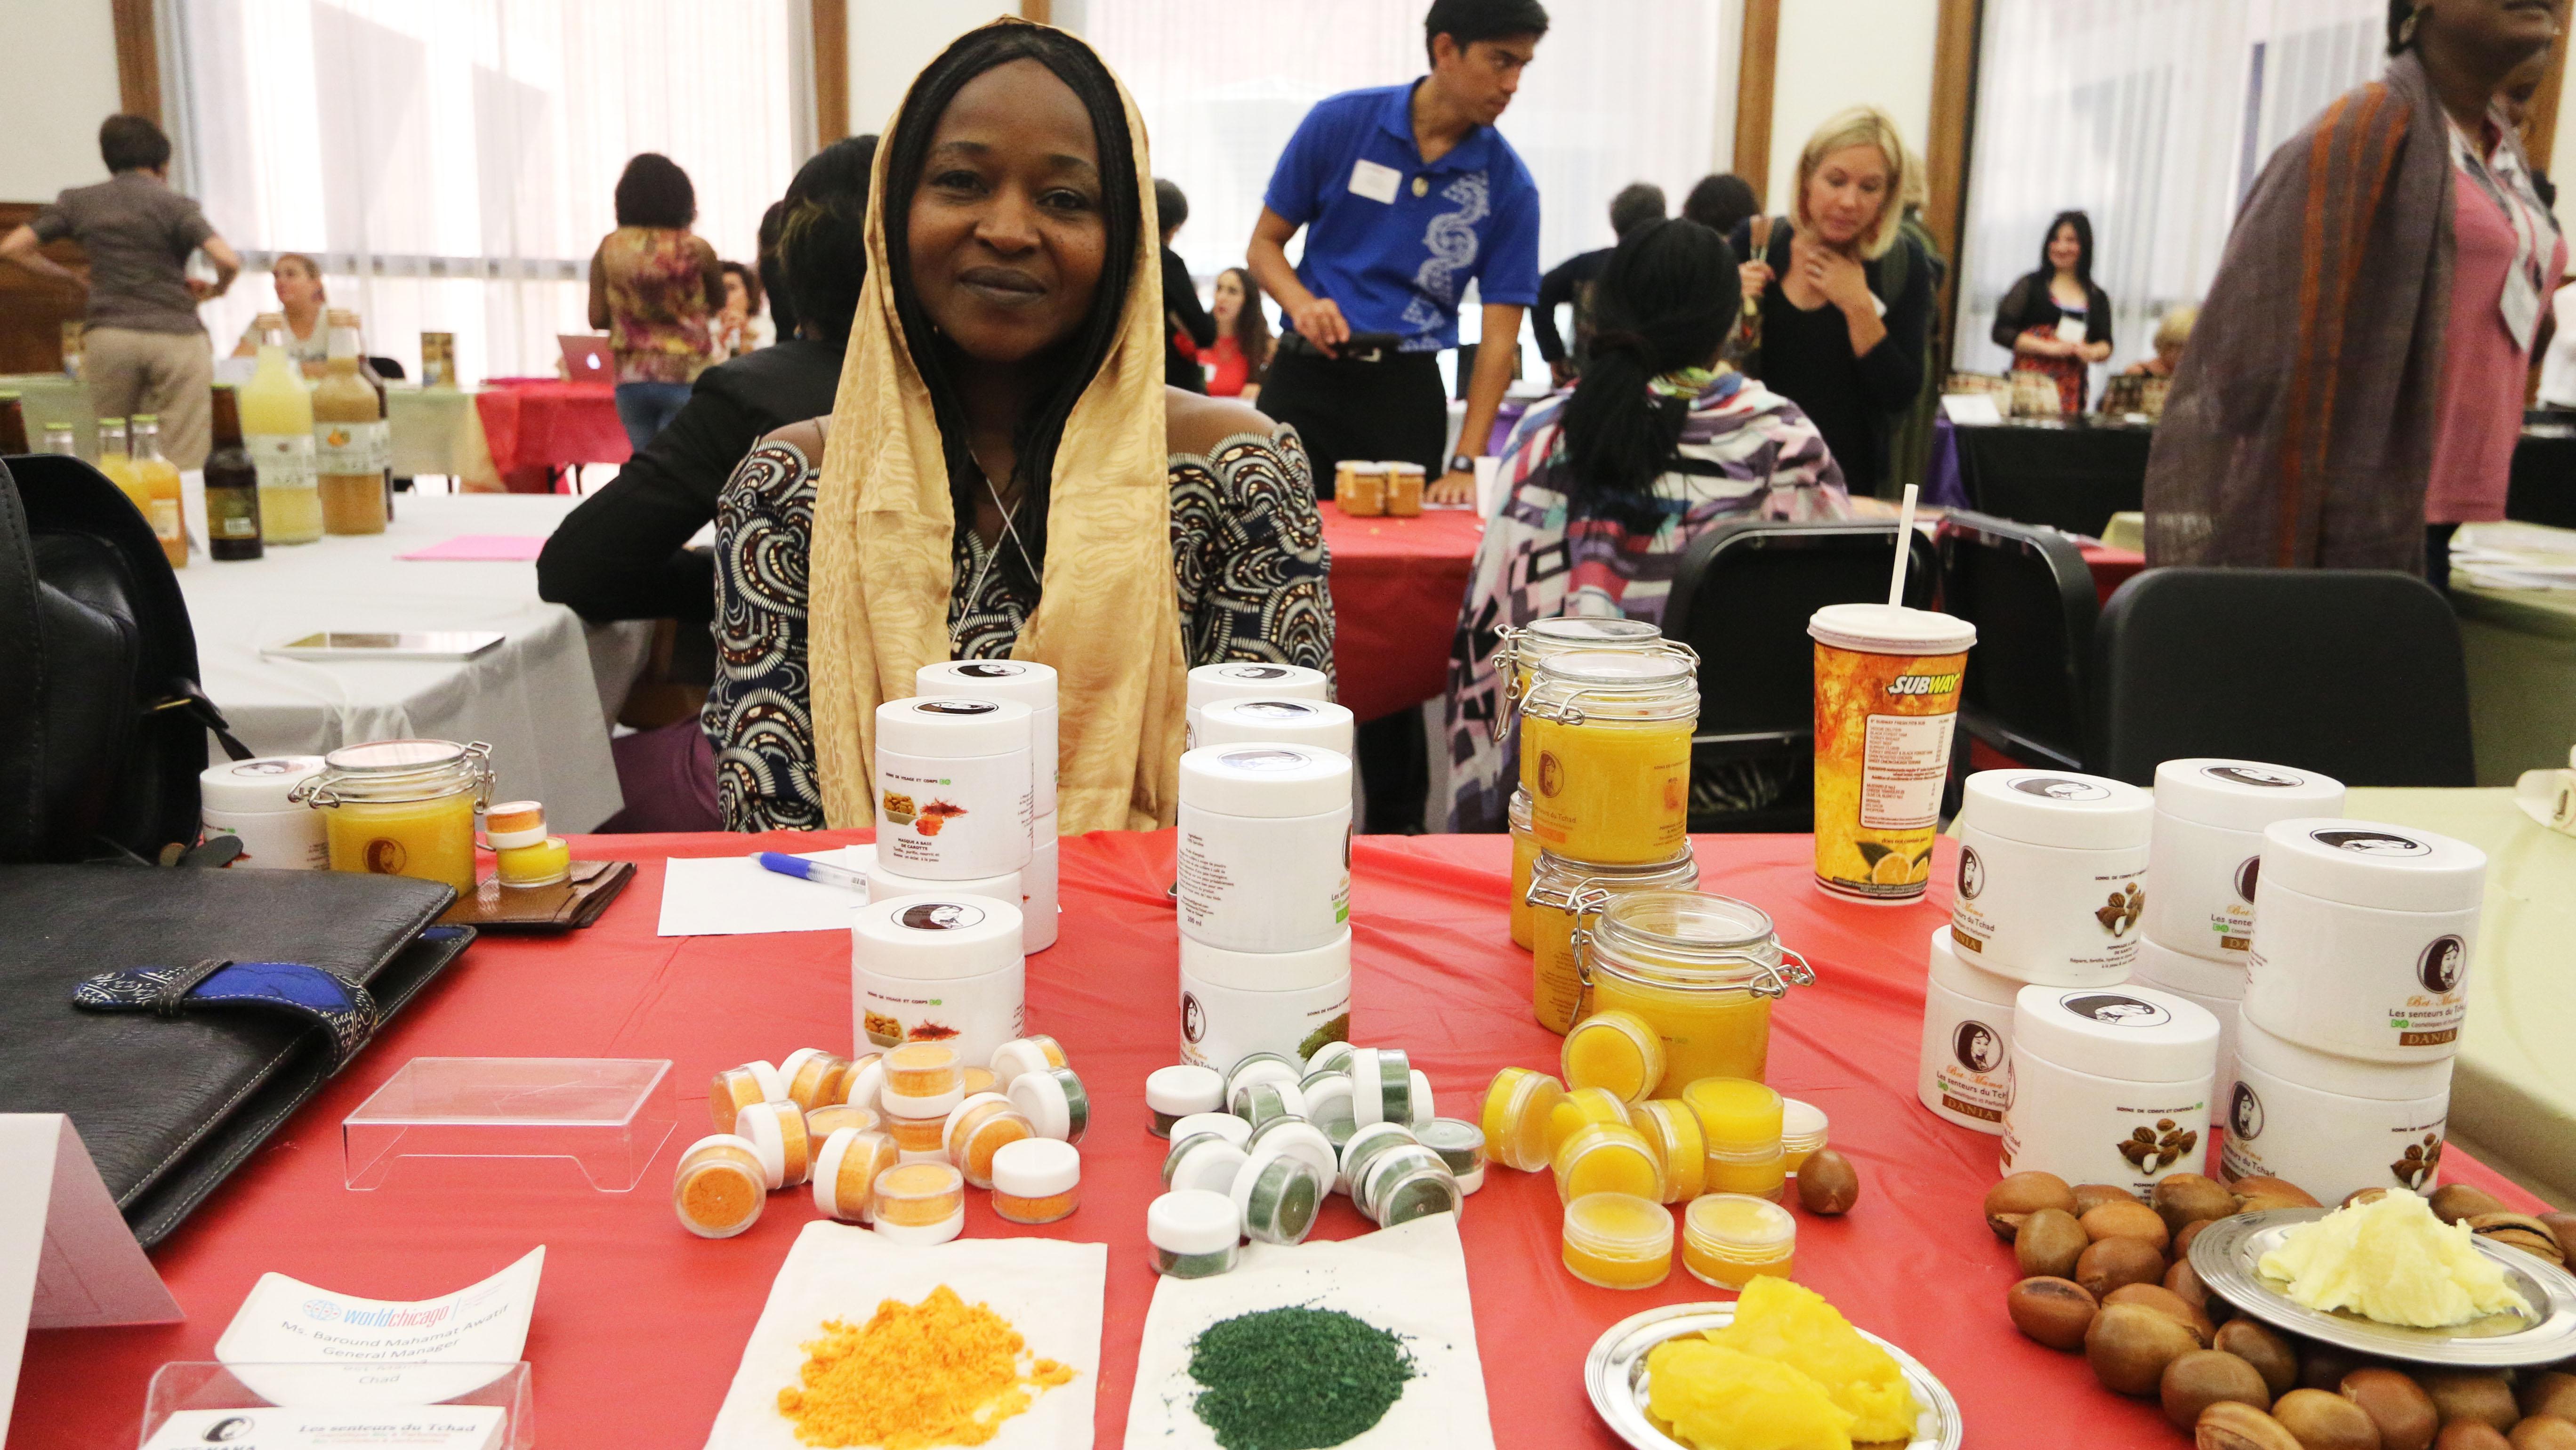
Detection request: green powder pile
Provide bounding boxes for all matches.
[1186,1306,1419,1450]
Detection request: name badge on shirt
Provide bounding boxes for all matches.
[2504,262,2543,353]
[1348,159,1402,205]
[2056,315,2087,346]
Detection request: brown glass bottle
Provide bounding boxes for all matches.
[0,392,27,454]
[205,385,265,561]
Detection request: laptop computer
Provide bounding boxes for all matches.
[557,334,613,382]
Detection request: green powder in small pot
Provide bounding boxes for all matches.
[1186,1305,1418,1450]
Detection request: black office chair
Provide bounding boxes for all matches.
[1938,511,2099,772]
[1953,421,2152,538]
[2091,569,2474,787]
[1664,519,1938,831]
[2507,426,2576,530]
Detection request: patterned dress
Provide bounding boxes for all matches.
[598,226,714,384]
[1441,369,1849,833]
[705,426,1336,831]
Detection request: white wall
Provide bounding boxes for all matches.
[0,0,122,201]
[1766,0,1940,216]
[848,0,1019,138]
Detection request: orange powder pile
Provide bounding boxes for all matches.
[777,1286,1076,1449]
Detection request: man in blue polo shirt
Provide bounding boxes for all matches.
[1249,0,1546,833]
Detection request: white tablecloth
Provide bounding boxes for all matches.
[175,491,649,831]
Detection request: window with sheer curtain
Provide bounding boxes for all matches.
[1084,0,1738,369]
[175,0,798,384]
[1954,0,2386,382]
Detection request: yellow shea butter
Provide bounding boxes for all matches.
[2257,1191,2526,1329]
[1703,1277,1918,1444]
[1645,1340,1856,1450]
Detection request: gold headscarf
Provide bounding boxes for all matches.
[807,18,1185,834]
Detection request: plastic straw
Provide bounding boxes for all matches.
[1886,483,1920,608]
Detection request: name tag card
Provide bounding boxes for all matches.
[1349,159,1402,205]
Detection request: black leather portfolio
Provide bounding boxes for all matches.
[0,865,473,1245]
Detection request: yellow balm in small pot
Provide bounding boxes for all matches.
[1632,1099,1706,1202]
[1553,1121,1663,1203]
[1562,1191,1674,1289]
[1546,1086,1633,1162]
[1683,1192,1798,1289]
[1562,1010,1666,1105]
[1480,1066,1565,1172]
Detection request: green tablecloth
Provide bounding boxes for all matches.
[2348,786,2576,1206]
[0,373,498,489]
[2454,580,2576,785]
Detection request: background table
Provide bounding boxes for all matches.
[472,379,629,493]
[1320,505,1484,722]
[174,492,648,830]
[2347,787,2576,1207]
[2,373,501,489]
[12,829,2545,1448]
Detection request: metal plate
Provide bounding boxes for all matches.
[1583,1301,1963,1450]
[2191,1208,2576,1367]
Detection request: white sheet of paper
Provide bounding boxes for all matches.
[142,1406,506,1450]
[214,1247,543,1407]
[0,1114,185,1435]
[1124,1215,1494,1450]
[1348,159,1401,205]
[706,1221,1105,1450]
[1941,393,2005,426]
[655,847,872,936]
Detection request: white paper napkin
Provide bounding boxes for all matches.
[1123,1216,1494,1450]
[706,1222,1105,1450]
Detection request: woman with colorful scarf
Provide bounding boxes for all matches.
[701,20,1334,833]
[1443,218,1847,833]
[2145,0,2562,583]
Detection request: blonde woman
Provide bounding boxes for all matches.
[1730,105,1932,495]
[228,252,330,372]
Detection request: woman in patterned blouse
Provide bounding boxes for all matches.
[705,23,1334,833]
[1443,218,1846,833]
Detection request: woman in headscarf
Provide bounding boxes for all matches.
[1442,218,1846,833]
[703,20,1334,833]
[2144,0,2560,583]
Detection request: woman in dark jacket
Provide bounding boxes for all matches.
[1730,105,1933,497]
[1992,209,2113,413]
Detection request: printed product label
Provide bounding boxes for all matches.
[856,959,1024,1069]
[1932,1016,2010,1124]
[2213,859,2258,952]
[1949,833,2145,984]
[1999,1046,2206,1192]
[2393,934,2469,1046]
[212,498,260,538]
[2219,1076,2449,1203]
[1179,968,1352,1071]
[1812,644,1966,901]
[316,418,391,475]
[2244,896,2476,1060]
[876,748,1031,879]
[148,497,182,543]
[245,432,318,491]
[1176,806,1351,953]
[200,809,330,870]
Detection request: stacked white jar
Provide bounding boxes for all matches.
[1175,742,1353,1065]
[1195,697,1357,758]
[851,892,1027,1067]
[873,695,1038,949]
[1950,770,2153,984]
[1184,662,1329,751]
[198,756,330,870]
[1916,925,2019,1134]
[916,661,1060,952]
[2001,983,2220,1194]
[2128,938,2246,1128]
[2232,817,2484,1197]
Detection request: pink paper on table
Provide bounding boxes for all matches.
[399,534,547,562]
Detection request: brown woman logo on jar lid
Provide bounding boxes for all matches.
[953,662,1028,678]
[2310,828,2431,857]
[1952,1019,2002,1073]
[1219,748,1313,772]
[896,902,987,932]
[912,700,1000,717]
[2202,764,2307,788]
[2417,935,2465,993]
[2062,992,2171,1028]
[1218,665,1294,681]
[363,838,407,874]
[1237,701,1320,719]
[2009,775,2112,802]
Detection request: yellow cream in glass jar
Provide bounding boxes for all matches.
[1507,789,1539,949]
[1519,650,1697,865]
[1526,849,1698,1034]
[293,739,493,895]
[1583,891,1811,1096]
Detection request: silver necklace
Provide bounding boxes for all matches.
[954,460,1041,652]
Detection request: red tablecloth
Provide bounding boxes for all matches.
[1322,506,1483,721]
[16,831,2543,1449]
[2081,543,2147,605]
[472,379,630,493]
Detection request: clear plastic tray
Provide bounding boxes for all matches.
[342,1057,673,1191]
[142,1362,531,1449]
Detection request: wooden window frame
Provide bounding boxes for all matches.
[813,0,849,141]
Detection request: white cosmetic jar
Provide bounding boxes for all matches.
[1178,931,1352,1073]
[198,755,330,870]
[2001,983,2219,1196]
[2217,1012,2454,1206]
[2145,758,2345,962]
[916,659,1059,821]
[2128,937,2246,1125]
[2242,818,2486,1064]
[1196,697,1358,758]
[850,893,1027,1066]
[1184,662,1329,750]
[1916,925,2018,1135]
[873,697,1033,880]
[1950,769,2152,985]
[1175,743,1352,953]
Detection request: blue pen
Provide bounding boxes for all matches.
[755,851,869,892]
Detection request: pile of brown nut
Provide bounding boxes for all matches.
[1984,1170,2576,1449]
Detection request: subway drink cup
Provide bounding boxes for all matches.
[1809,603,1976,903]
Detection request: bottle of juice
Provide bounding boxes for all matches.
[242,313,321,544]
[205,384,264,561]
[314,308,386,534]
[95,416,145,514]
[129,413,186,568]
